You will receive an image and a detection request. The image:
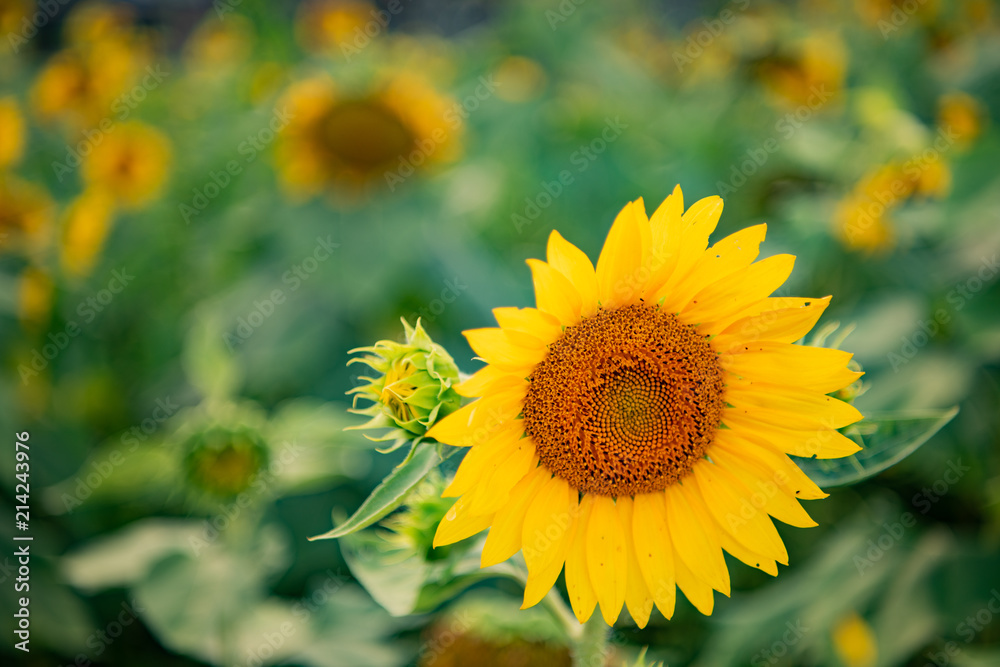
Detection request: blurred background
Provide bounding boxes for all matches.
[1,0,999,665]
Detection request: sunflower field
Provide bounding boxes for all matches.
[1,0,1000,666]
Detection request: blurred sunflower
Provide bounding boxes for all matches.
[18,265,54,329]
[759,32,846,108]
[31,3,149,130]
[60,188,117,276]
[275,72,462,197]
[0,97,26,169]
[429,186,863,627]
[183,14,254,75]
[82,122,172,209]
[937,92,985,148]
[0,176,53,251]
[295,0,375,55]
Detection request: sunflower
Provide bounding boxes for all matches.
[275,72,462,197]
[0,97,25,169]
[60,188,117,276]
[428,186,863,627]
[82,122,172,209]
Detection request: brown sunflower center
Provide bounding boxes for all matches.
[322,100,414,172]
[522,303,725,497]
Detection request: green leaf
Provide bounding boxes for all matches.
[796,406,959,488]
[309,444,441,541]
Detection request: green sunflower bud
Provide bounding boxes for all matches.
[183,426,269,497]
[347,318,462,449]
[381,471,454,560]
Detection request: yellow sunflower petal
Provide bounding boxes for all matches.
[586,495,628,625]
[708,446,817,528]
[663,224,768,313]
[493,306,562,345]
[645,185,685,295]
[456,364,520,398]
[632,492,676,619]
[674,554,715,615]
[724,410,863,459]
[653,195,724,300]
[713,430,827,500]
[596,200,646,310]
[442,422,523,497]
[664,482,730,594]
[714,296,832,349]
[723,342,862,394]
[617,496,654,628]
[426,386,525,447]
[681,254,796,327]
[466,439,538,515]
[564,494,598,623]
[526,258,583,325]
[433,496,494,547]
[547,230,599,318]
[480,465,547,567]
[691,461,788,565]
[464,327,547,371]
[714,525,779,576]
[726,380,864,430]
[521,475,577,608]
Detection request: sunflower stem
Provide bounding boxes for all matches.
[571,614,611,667]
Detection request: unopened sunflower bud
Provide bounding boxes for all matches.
[184,426,268,497]
[347,318,461,446]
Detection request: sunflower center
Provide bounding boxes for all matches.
[522,303,725,497]
[322,100,415,172]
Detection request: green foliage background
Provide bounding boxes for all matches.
[1,0,999,665]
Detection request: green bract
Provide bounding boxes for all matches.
[347,318,462,450]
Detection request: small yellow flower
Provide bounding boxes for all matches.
[938,92,985,148]
[18,266,53,330]
[0,176,53,251]
[910,155,951,199]
[183,14,254,73]
[494,57,547,103]
[834,193,894,253]
[759,32,846,108]
[0,0,31,51]
[854,0,940,27]
[0,97,26,169]
[60,189,117,277]
[32,46,141,129]
[82,122,172,209]
[275,72,462,196]
[295,0,375,55]
[832,611,878,667]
